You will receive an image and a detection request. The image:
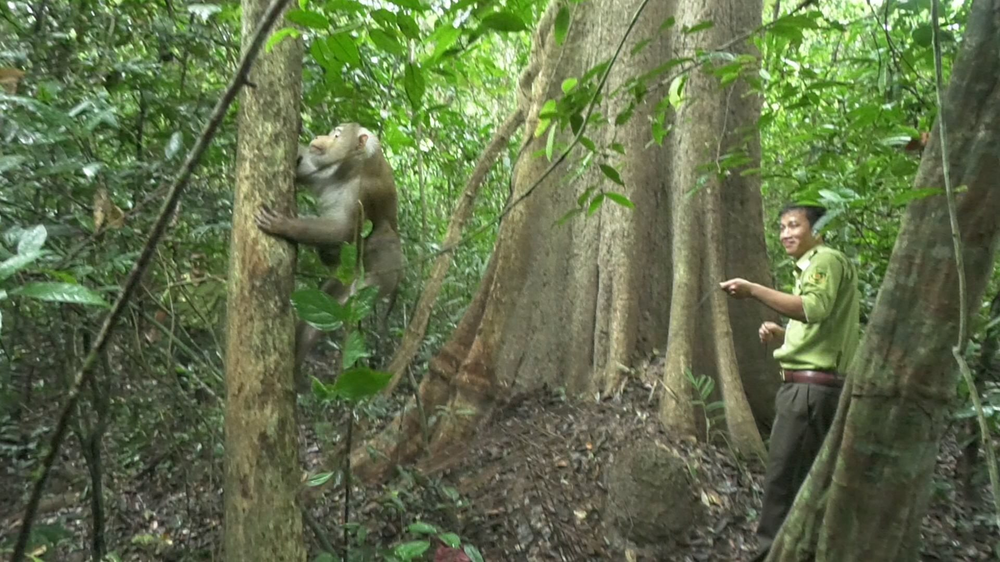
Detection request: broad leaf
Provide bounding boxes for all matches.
[438,533,461,548]
[266,27,300,52]
[396,13,421,40]
[386,0,425,10]
[554,7,570,45]
[0,251,43,281]
[604,192,634,209]
[587,193,605,215]
[332,367,393,401]
[599,164,624,186]
[404,63,426,108]
[407,522,438,535]
[165,131,183,159]
[481,12,528,33]
[0,155,26,173]
[683,20,714,34]
[291,289,347,330]
[464,545,485,562]
[307,472,335,487]
[393,540,430,560]
[285,9,330,29]
[328,32,360,66]
[561,78,578,93]
[342,330,369,370]
[892,187,946,206]
[370,28,405,57]
[12,282,109,307]
[18,225,47,254]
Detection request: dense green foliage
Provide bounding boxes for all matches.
[1,0,997,559]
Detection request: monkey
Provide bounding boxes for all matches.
[255,123,404,382]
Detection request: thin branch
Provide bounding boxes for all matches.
[8,0,292,559]
[931,0,1000,532]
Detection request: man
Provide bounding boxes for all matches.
[719,204,860,559]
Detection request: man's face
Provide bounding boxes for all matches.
[779,209,819,259]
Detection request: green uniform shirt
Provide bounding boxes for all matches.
[773,244,861,374]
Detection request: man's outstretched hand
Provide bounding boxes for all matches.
[720,278,756,299]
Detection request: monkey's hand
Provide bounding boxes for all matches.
[255,205,292,238]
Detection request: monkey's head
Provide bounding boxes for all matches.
[296,122,380,183]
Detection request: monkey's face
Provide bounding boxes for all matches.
[295,123,372,183]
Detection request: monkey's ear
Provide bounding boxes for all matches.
[358,134,369,148]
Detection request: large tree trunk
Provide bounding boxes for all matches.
[222,1,306,559]
[768,1,1000,558]
[355,0,778,478]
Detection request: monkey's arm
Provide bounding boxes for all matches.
[255,206,356,246]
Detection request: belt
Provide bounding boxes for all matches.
[781,369,844,387]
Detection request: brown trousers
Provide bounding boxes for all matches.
[755,382,841,552]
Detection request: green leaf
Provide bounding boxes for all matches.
[545,126,556,161]
[328,32,360,66]
[342,330,369,370]
[659,16,675,31]
[311,377,335,401]
[0,155,26,174]
[324,0,365,12]
[481,12,528,32]
[371,8,396,28]
[331,367,392,401]
[266,27,300,52]
[464,545,485,562]
[561,78,578,93]
[579,136,596,152]
[394,540,430,560]
[404,63,426,108]
[18,225,47,254]
[11,282,109,307]
[386,0,425,10]
[407,522,438,535]
[587,193,605,215]
[604,192,634,209]
[286,9,330,29]
[0,251,44,281]
[369,28,405,57]
[165,131,183,159]
[307,472,335,487]
[346,284,379,323]
[335,243,359,285]
[291,289,346,331]
[396,13,421,40]
[683,20,714,34]
[554,7,570,45]
[630,38,651,56]
[430,24,461,59]
[438,533,461,548]
[599,164,624,186]
[555,207,583,226]
[892,188,946,206]
[912,24,932,48]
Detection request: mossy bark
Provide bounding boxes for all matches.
[222,1,306,559]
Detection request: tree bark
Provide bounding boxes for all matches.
[768,1,1000,558]
[223,0,305,559]
[355,0,778,478]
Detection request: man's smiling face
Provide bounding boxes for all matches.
[779,209,819,260]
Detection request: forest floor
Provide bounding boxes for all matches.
[1,377,998,561]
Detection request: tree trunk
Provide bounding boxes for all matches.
[768,1,1000,558]
[223,0,306,559]
[355,0,778,478]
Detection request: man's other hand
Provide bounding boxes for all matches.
[759,321,785,344]
[720,278,756,299]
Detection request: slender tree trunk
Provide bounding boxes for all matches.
[768,1,1000,558]
[222,0,305,559]
[355,0,777,478]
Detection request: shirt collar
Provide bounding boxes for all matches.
[795,244,824,271]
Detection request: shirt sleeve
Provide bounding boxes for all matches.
[799,252,844,323]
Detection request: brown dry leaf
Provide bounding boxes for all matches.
[93,187,125,231]
[0,68,25,94]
